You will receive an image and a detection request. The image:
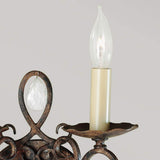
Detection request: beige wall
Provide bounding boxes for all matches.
[0,0,159,159]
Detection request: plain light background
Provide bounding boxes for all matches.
[0,0,159,159]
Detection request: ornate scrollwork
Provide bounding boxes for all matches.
[0,124,17,159]
[0,71,80,160]
[18,71,54,144]
[53,136,81,160]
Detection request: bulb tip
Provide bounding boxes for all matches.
[97,6,104,16]
[97,5,102,11]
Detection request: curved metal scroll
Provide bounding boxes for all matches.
[53,136,81,160]
[18,71,53,144]
[0,124,17,160]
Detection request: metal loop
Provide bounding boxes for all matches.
[0,137,17,159]
[53,136,81,160]
[18,71,53,143]
[82,148,118,160]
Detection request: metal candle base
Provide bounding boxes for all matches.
[57,122,138,160]
[82,138,118,160]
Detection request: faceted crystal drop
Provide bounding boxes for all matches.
[26,77,47,111]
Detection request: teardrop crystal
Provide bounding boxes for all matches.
[26,77,47,111]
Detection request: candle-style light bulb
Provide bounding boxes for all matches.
[90,6,113,131]
[90,6,113,68]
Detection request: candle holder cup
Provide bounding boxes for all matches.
[56,122,138,160]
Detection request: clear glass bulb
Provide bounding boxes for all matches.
[90,6,113,68]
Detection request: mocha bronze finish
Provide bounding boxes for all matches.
[0,71,80,160]
[0,70,138,160]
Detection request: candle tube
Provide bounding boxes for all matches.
[89,6,113,130]
[90,68,111,130]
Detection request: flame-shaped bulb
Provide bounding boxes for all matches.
[90,6,113,68]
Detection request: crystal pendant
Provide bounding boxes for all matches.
[26,76,47,111]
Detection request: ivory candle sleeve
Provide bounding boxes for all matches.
[90,68,111,131]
